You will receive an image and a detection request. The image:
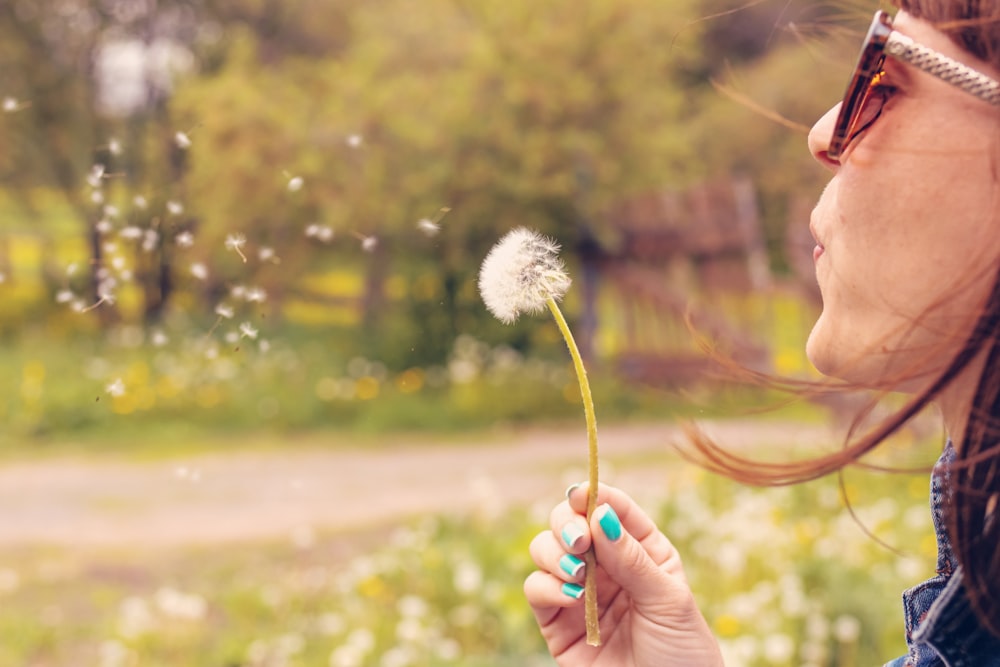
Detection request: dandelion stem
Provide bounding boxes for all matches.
[546,296,600,647]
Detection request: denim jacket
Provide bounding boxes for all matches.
[884,442,1000,667]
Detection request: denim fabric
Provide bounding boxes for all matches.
[883,442,1000,667]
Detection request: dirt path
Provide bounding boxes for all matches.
[0,420,834,549]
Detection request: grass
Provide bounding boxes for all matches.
[0,445,942,667]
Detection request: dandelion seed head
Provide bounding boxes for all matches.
[174,131,191,149]
[478,227,571,324]
[417,218,440,236]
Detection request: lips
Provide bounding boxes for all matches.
[809,221,826,262]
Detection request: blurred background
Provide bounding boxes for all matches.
[0,0,944,665]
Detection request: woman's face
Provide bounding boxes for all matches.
[806,11,1000,389]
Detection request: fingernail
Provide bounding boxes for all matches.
[561,523,585,550]
[597,504,622,542]
[559,553,585,578]
[561,582,585,600]
[565,482,581,500]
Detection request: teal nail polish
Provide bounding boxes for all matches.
[559,553,585,578]
[561,582,584,600]
[598,504,623,542]
[561,523,585,550]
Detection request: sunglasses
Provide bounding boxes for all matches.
[829,10,1000,162]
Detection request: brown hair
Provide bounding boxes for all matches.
[684,0,1000,639]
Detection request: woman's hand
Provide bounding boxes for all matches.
[524,483,724,666]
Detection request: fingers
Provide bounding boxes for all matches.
[529,530,587,585]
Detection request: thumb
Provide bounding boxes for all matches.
[589,503,682,608]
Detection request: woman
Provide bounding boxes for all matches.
[524,2,1000,665]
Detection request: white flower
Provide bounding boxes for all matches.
[478,227,571,324]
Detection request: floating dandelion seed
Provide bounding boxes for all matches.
[478,226,600,646]
[87,164,106,188]
[190,262,208,280]
[287,176,304,192]
[104,205,120,219]
[166,200,184,216]
[108,138,122,155]
[90,190,104,205]
[417,207,450,237]
[141,230,159,253]
[245,287,267,303]
[175,231,194,248]
[225,233,248,262]
[239,322,258,339]
[133,195,148,209]
[150,330,168,347]
[2,97,19,112]
[56,290,75,304]
[174,131,191,149]
[258,246,279,263]
[106,378,125,397]
[305,224,333,242]
[215,303,234,319]
[417,218,439,236]
[119,226,142,241]
[346,133,363,148]
[95,219,113,235]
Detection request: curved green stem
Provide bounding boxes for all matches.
[546,296,601,646]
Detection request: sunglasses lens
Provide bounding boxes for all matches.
[846,71,890,148]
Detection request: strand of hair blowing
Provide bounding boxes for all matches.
[680,268,1000,640]
[953,285,1000,638]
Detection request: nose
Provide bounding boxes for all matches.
[808,103,841,171]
